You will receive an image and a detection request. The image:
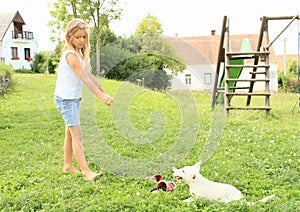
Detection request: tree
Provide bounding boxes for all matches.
[134,14,186,76]
[49,0,122,75]
[103,14,186,90]
[105,34,186,91]
[48,0,75,42]
[134,13,163,36]
[125,54,173,90]
[89,25,118,74]
[79,0,122,75]
[94,40,133,77]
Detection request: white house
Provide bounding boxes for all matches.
[0,11,37,70]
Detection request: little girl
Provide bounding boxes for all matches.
[54,18,113,181]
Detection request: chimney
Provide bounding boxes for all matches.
[211,30,216,36]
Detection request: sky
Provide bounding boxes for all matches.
[1,0,299,55]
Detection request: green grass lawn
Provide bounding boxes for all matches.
[0,74,299,211]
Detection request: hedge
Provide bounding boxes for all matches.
[0,62,13,94]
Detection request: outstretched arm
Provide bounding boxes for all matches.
[86,69,106,94]
[66,53,113,107]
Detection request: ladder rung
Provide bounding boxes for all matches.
[230,55,256,60]
[227,51,270,56]
[218,87,250,90]
[226,92,271,96]
[230,86,250,89]
[226,79,270,82]
[226,106,271,110]
[249,71,267,74]
[227,65,270,68]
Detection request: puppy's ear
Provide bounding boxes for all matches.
[194,161,202,171]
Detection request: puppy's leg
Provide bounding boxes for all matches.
[183,197,194,203]
[182,194,198,203]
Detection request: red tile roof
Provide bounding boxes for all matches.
[169,33,277,65]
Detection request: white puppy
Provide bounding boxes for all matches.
[172,162,243,203]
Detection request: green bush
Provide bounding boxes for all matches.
[0,62,13,94]
[14,68,35,74]
[286,59,298,77]
[278,71,288,92]
[31,51,56,74]
[278,70,298,93]
[128,69,171,90]
[0,62,13,77]
[31,52,48,73]
[107,54,175,91]
[47,58,60,74]
[278,59,299,92]
[286,78,298,93]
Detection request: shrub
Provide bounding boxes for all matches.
[286,78,298,93]
[31,52,48,73]
[0,62,13,77]
[107,54,174,91]
[14,68,35,74]
[0,62,13,93]
[278,71,289,92]
[286,59,298,77]
[47,58,60,74]
[31,51,54,74]
[278,70,299,93]
[128,69,171,90]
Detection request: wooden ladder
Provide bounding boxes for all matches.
[223,50,271,116]
[212,15,299,116]
[212,16,271,116]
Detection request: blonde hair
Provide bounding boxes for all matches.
[63,18,90,62]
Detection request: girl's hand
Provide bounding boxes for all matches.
[99,93,113,107]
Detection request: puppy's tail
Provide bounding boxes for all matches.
[259,194,276,203]
[246,194,276,206]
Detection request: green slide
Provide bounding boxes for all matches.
[216,38,252,104]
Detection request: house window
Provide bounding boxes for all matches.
[204,73,212,84]
[11,47,19,60]
[24,48,32,61]
[185,74,192,85]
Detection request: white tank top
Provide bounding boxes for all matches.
[54,50,83,99]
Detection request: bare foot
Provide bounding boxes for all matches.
[82,170,102,181]
[63,166,80,174]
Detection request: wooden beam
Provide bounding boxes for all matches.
[211,16,227,109]
[266,15,299,49]
[263,15,299,21]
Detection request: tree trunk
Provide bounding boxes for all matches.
[95,31,101,76]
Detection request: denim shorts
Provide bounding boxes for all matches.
[54,96,81,127]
